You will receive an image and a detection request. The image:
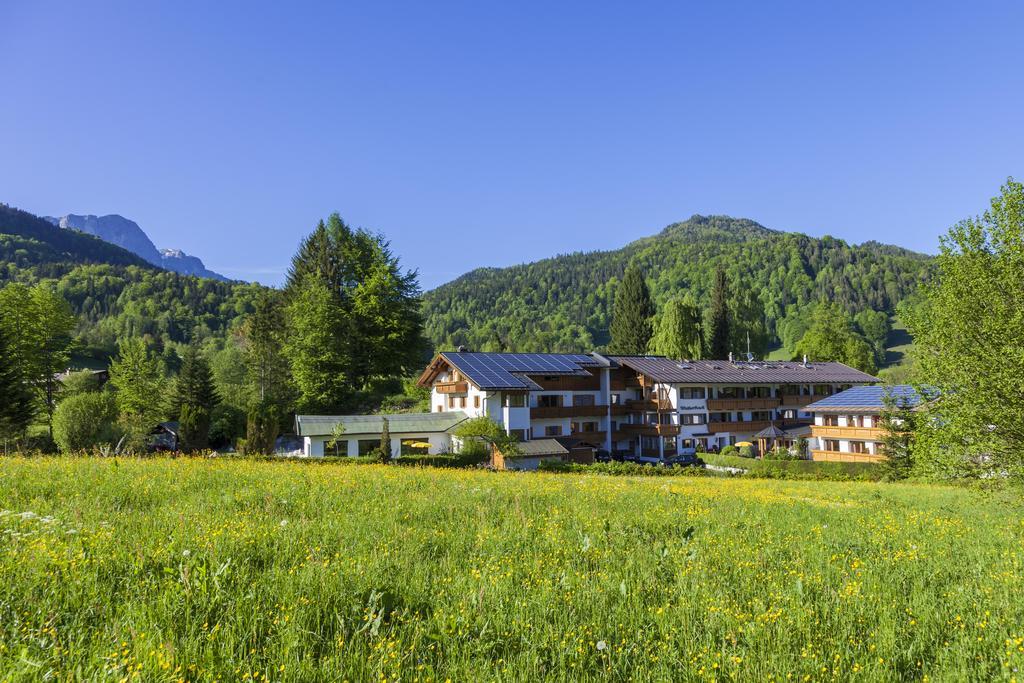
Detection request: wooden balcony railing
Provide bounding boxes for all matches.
[707,420,772,434]
[435,381,468,394]
[621,423,681,437]
[706,397,780,411]
[811,425,885,440]
[811,449,886,463]
[568,430,606,443]
[625,397,673,412]
[778,394,816,406]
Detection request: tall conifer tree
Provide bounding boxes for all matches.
[608,263,654,355]
[0,316,34,443]
[171,345,220,451]
[706,267,731,359]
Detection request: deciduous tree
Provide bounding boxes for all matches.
[651,295,703,359]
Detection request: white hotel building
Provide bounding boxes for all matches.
[416,351,877,459]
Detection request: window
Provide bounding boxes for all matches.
[719,387,745,399]
[783,384,802,396]
[813,385,834,397]
[709,412,733,423]
[821,414,839,426]
[544,425,562,436]
[508,429,527,442]
[680,413,706,425]
[436,405,443,413]
[448,396,456,409]
[780,409,797,420]
[849,441,868,454]
[400,439,430,456]
[538,395,561,408]
[678,387,706,399]
[504,393,526,408]
[358,439,380,456]
[610,393,622,405]
[751,411,772,422]
[458,396,467,409]
[822,439,840,452]
[474,395,480,409]
[750,386,771,398]
[572,394,595,407]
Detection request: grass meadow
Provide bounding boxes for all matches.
[1,458,1023,681]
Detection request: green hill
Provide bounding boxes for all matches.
[422,215,933,354]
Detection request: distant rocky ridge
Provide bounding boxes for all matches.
[44,213,228,281]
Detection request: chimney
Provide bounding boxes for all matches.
[802,354,808,367]
[728,352,734,363]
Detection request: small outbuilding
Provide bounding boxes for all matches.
[492,438,595,471]
[295,411,470,458]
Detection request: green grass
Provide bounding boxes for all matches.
[1,458,1022,680]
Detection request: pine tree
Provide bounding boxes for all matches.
[0,316,34,444]
[170,345,220,419]
[706,267,731,359]
[608,263,654,355]
[880,391,916,478]
[378,417,392,463]
[246,399,280,455]
[109,338,166,451]
[170,345,219,452]
[284,214,425,411]
[651,295,703,360]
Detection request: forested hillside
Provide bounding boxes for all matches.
[0,205,262,361]
[422,215,933,354]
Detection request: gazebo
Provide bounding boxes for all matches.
[754,423,790,457]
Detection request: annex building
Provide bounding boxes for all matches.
[805,385,925,462]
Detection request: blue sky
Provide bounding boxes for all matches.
[2,1,1022,288]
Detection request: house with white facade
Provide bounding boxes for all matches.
[295,412,469,458]
[417,350,878,460]
[805,385,926,462]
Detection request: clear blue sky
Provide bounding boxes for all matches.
[2,1,1021,288]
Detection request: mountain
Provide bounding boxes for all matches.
[0,204,260,361]
[0,203,155,273]
[44,213,228,281]
[422,214,933,354]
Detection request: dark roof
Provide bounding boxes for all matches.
[506,439,570,458]
[610,356,877,384]
[296,411,469,437]
[439,352,606,391]
[806,385,928,413]
[754,424,790,439]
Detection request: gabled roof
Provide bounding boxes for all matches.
[295,411,470,437]
[610,356,877,384]
[505,438,569,458]
[419,351,609,391]
[806,385,929,413]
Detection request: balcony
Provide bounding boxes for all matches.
[530,404,607,419]
[621,423,681,437]
[625,397,672,412]
[706,397,780,411]
[812,425,885,440]
[435,381,468,394]
[778,394,816,406]
[568,430,606,443]
[707,420,772,435]
[811,449,885,463]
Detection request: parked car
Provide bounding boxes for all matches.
[662,452,704,467]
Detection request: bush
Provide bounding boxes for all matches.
[209,404,246,449]
[52,392,120,453]
[396,452,489,468]
[537,460,717,477]
[702,453,884,481]
[720,445,738,456]
[738,445,754,458]
[764,446,800,461]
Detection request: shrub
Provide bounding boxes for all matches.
[209,404,246,449]
[538,460,716,477]
[396,452,489,468]
[738,445,754,458]
[720,445,738,456]
[52,392,120,453]
[702,453,884,481]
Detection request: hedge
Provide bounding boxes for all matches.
[702,453,885,481]
[394,452,490,468]
[538,460,719,477]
